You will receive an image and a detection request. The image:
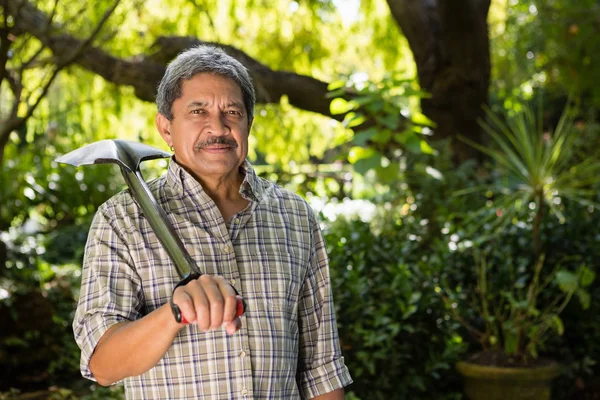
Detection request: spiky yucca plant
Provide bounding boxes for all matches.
[445,101,598,363]
[461,102,600,257]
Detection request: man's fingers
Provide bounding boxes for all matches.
[200,275,227,329]
[174,281,210,329]
[225,317,242,335]
[172,275,242,333]
[172,290,198,325]
[214,276,238,324]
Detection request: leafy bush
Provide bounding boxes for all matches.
[543,203,600,399]
[324,215,466,400]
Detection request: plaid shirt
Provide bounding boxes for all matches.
[73,159,352,399]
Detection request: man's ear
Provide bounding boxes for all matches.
[155,113,172,146]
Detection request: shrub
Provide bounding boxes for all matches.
[324,215,466,400]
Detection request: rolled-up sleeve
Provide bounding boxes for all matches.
[72,203,143,381]
[296,212,352,398]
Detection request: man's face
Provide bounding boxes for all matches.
[156,73,252,182]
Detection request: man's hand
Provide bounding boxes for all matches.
[172,275,242,335]
[90,276,242,386]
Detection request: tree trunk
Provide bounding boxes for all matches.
[387,0,491,163]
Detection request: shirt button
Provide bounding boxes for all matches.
[221,245,232,254]
[241,389,248,396]
[229,278,236,286]
[240,350,246,358]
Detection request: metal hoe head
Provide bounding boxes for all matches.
[55,139,171,172]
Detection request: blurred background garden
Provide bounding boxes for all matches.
[2,0,600,399]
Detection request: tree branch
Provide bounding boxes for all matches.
[20,43,45,70]
[5,70,21,118]
[7,0,337,119]
[19,0,121,124]
[0,0,122,165]
[21,66,60,122]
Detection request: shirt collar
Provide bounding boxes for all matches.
[166,158,264,202]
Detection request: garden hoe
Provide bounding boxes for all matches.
[56,139,245,324]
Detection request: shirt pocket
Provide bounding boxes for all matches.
[249,251,304,314]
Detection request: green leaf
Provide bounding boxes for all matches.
[372,129,392,144]
[348,146,376,164]
[345,112,366,128]
[376,113,400,130]
[328,80,346,91]
[502,291,518,306]
[375,163,400,184]
[412,111,436,127]
[365,100,384,113]
[397,131,422,154]
[354,154,382,175]
[410,291,422,304]
[352,128,378,146]
[576,289,591,309]
[578,265,595,287]
[556,270,578,293]
[420,140,437,155]
[330,98,354,115]
[4,336,29,347]
[402,304,417,319]
[348,147,384,175]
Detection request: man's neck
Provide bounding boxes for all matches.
[175,160,250,220]
[200,174,249,221]
[198,172,245,203]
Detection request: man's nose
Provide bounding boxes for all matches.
[205,113,230,136]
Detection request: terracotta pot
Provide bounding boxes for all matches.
[456,360,561,400]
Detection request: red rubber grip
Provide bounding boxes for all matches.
[235,295,245,318]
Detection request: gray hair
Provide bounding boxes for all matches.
[156,45,255,124]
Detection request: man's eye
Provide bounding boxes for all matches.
[227,110,241,115]
[191,109,205,114]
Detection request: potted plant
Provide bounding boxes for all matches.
[441,100,598,400]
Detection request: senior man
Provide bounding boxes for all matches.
[73,45,352,399]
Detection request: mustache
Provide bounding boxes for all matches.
[195,136,238,150]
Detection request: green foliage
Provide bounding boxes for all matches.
[0,95,158,395]
[0,126,127,282]
[491,0,600,107]
[328,74,435,183]
[543,204,600,398]
[431,194,600,398]
[445,98,600,365]
[0,384,124,400]
[324,215,466,400]
[441,247,593,364]
[25,0,413,169]
[458,101,600,236]
[250,97,349,167]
